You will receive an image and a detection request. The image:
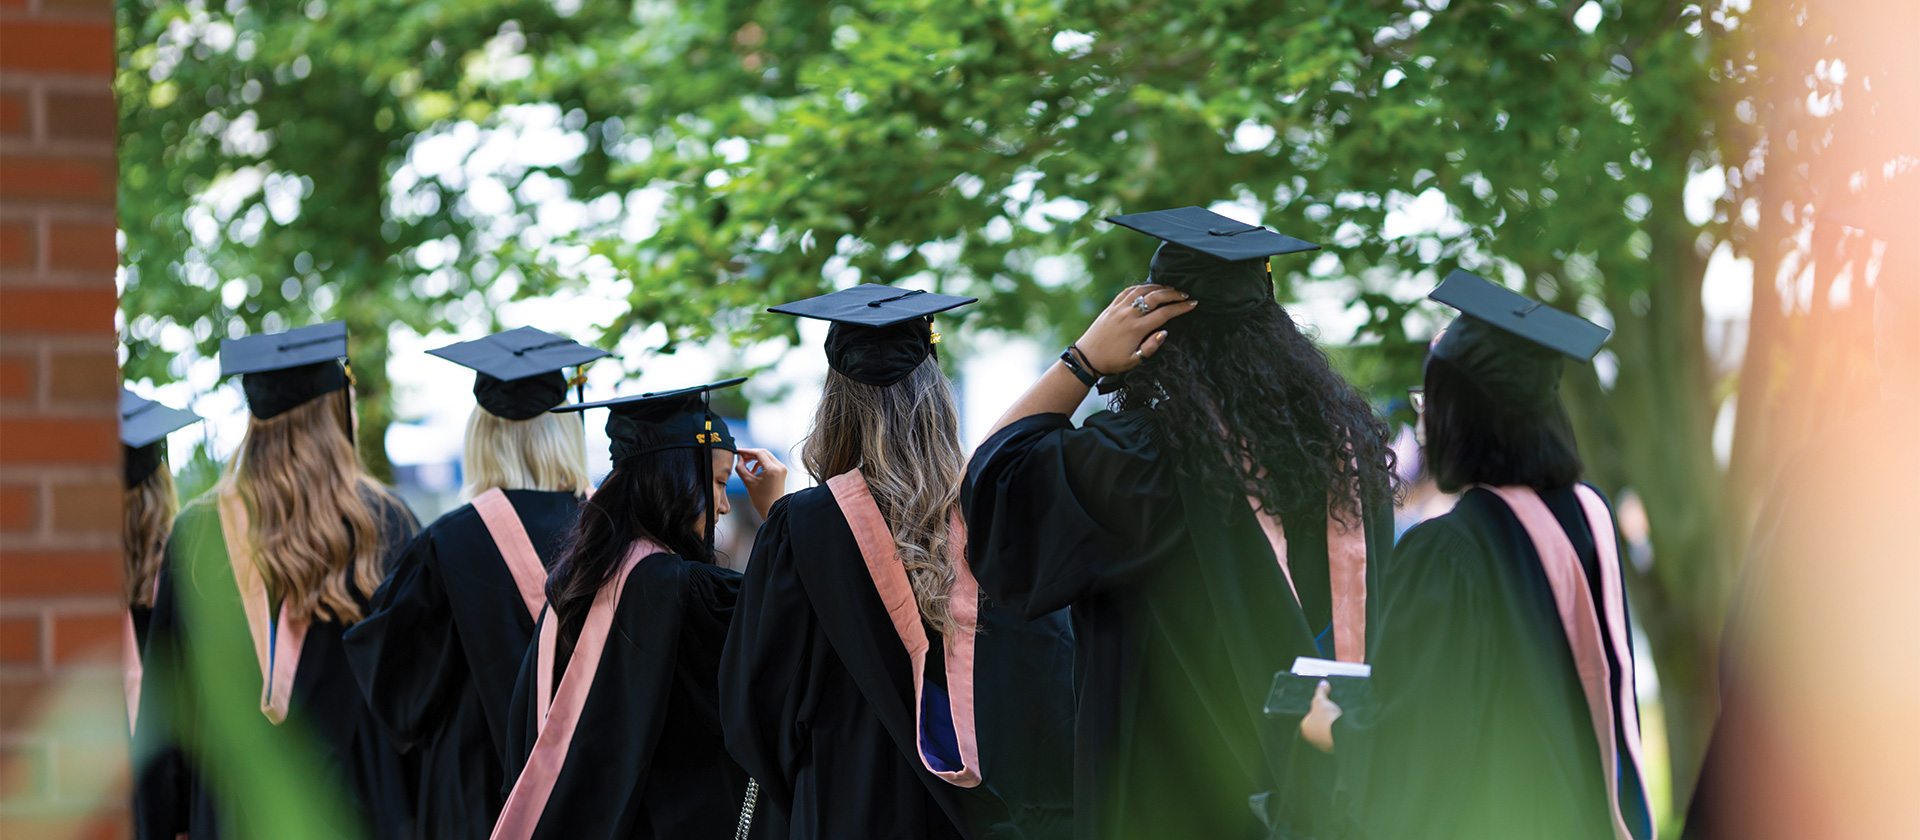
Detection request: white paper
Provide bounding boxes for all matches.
[1290,656,1371,679]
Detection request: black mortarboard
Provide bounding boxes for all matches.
[427,327,610,420]
[219,321,351,420]
[120,388,201,487]
[769,285,976,387]
[1428,270,1611,411]
[1105,206,1320,316]
[552,377,746,464]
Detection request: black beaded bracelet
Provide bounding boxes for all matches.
[1059,347,1098,388]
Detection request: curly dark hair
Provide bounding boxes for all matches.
[1113,302,1397,525]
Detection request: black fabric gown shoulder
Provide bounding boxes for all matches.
[499,553,757,840]
[1684,399,1920,839]
[1330,484,1651,840]
[721,486,1076,840]
[131,488,420,840]
[344,489,581,840]
[962,410,1395,840]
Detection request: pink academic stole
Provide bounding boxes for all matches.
[1247,498,1370,663]
[490,537,667,840]
[827,470,984,788]
[1480,484,1653,840]
[471,489,550,619]
[216,490,310,725]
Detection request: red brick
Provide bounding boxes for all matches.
[0,156,116,204]
[50,613,119,663]
[0,91,27,139]
[44,91,115,141]
[0,21,115,76]
[0,617,39,665]
[0,418,118,465]
[0,551,121,598]
[0,0,30,10]
[48,479,119,532]
[46,351,119,403]
[0,288,119,334]
[0,221,32,268]
[0,680,44,731]
[0,484,37,531]
[41,0,117,15]
[46,220,117,271]
[0,356,33,401]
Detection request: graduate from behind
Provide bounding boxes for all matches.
[132,322,421,840]
[118,388,199,732]
[1299,271,1655,840]
[1683,193,1920,840]
[491,377,786,840]
[963,207,1397,840]
[343,327,603,839]
[723,285,1076,840]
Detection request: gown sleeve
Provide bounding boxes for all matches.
[961,410,1184,619]
[130,504,218,840]
[343,527,461,753]
[1329,516,1497,840]
[718,498,816,814]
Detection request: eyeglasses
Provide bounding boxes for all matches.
[1407,387,1425,415]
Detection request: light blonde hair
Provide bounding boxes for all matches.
[123,464,177,608]
[222,388,397,625]
[459,406,591,501]
[803,359,967,637]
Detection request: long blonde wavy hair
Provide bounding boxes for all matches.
[459,407,591,501]
[221,387,397,624]
[803,359,967,637]
[123,463,177,608]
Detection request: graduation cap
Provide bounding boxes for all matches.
[120,388,201,488]
[769,285,976,387]
[219,321,351,420]
[552,377,746,464]
[1106,206,1320,317]
[427,327,610,420]
[1427,270,1611,411]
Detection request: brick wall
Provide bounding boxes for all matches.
[0,0,130,836]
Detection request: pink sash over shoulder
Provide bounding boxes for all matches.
[122,609,142,732]
[1480,484,1653,840]
[1247,498,1370,663]
[827,470,983,788]
[471,489,550,619]
[217,490,310,725]
[490,538,668,840]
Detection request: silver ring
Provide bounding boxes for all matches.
[1132,295,1152,314]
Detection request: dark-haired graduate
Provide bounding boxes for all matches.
[343,328,604,840]
[491,377,786,840]
[132,322,420,840]
[962,207,1398,840]
[119,388,200,733]
[722,285,1076,840]
[1299,271,1654,840]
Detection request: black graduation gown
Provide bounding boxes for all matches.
[961,411,1395,840]
[1684,399,1920,839]
[721,486,1077,840]
[131,490,421,840]
[499,552,756,840]
[343,489,581,840]
[1330,484,1651,840]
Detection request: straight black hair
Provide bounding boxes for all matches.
[1422,353,1584,493]
[545,446,711,670]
